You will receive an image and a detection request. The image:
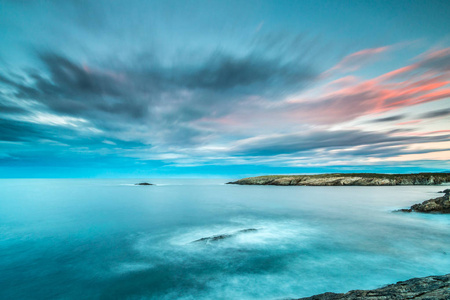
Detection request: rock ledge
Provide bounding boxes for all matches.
[399,189,450,213]
[296,273,450,299]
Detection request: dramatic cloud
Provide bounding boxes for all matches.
[0,36,321,148]
[231,129,450,157]
[1,43,449,173]
[280,47,450,124]
[1,1,449,176]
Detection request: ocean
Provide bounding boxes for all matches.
[1,179,449,299]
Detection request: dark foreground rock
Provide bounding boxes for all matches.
[227,173,450,186]
[192,228,257,243]
[399,189,450,213]
[135,182,153,185]
[297,273,450,300]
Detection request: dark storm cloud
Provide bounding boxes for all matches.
[369,115,406,123]
[8,53,134,116]
[0,119,41,142]
[0,114,146,152]
[333,143,448,159]
[39,53,124,97]
[181,53,314,92]
[0,99,26,114]
[0,38,319,146]
[420,108,450,119]
[339,144,409,158]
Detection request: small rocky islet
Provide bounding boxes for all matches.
[135,182,153,186]
[192,228,257,243]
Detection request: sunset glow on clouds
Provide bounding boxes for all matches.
[0,0,449,177]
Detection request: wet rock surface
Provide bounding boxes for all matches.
[399,189,450,214]
[192,228,257,243]
[296,273,450,300]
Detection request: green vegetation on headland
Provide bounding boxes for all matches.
[227,173,450,186]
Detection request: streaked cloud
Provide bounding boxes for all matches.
[0,0,449,176]
[324,46,391,76]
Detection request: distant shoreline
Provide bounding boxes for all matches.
[227,173,450,186]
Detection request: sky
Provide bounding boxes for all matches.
[0,0,449,178]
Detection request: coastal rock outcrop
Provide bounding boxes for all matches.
[135,182,153,186]
[400,189,450,214]
[296,273,450,299]
[227,173,450,186]
[192,228,257,243]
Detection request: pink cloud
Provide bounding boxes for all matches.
[416,47,450,61]
[377,65,418,81]
[323,46,390,76]
[323,76,360,91]
[395,120,422,126]
[287,47,450,124]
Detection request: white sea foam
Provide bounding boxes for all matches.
[166,218,316,248]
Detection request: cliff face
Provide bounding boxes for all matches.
[296,273,450,300]
[228,173,450,186]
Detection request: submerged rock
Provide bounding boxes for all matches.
[193,234,232,243]
[192,228,257,243]
[296,273,450,299]
[135,182,153,186]
[399,189,450,214]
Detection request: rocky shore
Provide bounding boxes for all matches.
[399,189,450,213]
[296,273,450,299]
[228,173,450,186]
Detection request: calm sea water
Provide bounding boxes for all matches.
[0,179,449,299]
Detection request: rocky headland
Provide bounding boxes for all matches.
[399,189,450,214]
[296,273,450,299]
[227,173,450,186]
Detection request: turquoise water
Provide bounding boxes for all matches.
[1,179,449,299]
